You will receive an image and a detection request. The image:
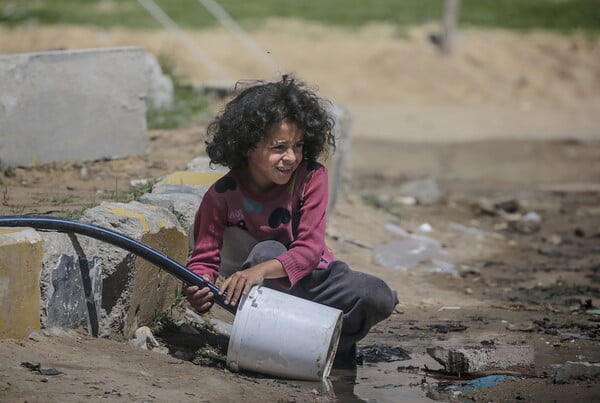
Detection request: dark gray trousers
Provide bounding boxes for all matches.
[242,240,399,353]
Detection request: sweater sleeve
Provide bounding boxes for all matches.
[275,166,329,288]
[186,189,226,284]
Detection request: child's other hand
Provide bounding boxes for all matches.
[183,275,214,314]
[219,267,265,307]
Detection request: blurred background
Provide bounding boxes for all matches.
[1,0,599,141]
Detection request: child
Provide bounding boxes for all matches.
[184,75,398,367]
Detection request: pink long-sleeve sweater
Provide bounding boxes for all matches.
[187,161,334,289]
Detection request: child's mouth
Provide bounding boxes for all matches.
[277,166,293,174]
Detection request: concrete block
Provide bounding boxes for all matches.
[0,227,43,339]
[0,46,170,166]
[138,191,202,230]
[143,171,224,231]
[39,232,102,335]
[427,344,534,375]
[81,201,187,338]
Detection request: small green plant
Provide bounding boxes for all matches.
[151,289,185,329]
[50,194,80,205]
[62,204,97,220]
[171,289,186,308]
[123,179,156,201]
[104,178,156,203]
[10,205,29,215]
[175,211,188,229]
[145,53,212,130]
[146,83,211,130]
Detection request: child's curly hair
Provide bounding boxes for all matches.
[205,75,336,169]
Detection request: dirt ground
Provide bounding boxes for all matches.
[1,20,600,402]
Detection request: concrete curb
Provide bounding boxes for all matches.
[0,228,43,339]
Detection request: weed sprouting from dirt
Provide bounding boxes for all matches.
[103,178,156,203]
[62,207,89,221]
[34,193,81,205]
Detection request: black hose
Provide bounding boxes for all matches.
[0,215,236,315]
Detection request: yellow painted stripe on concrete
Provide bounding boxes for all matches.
[0,232,42,339]
[0,228,41,246]
[156,171,223,187]
[107,207,150,232]
[0,228,24,235]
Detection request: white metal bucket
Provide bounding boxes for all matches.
[226,284,343,381]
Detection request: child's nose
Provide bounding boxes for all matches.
[283,148,296,162]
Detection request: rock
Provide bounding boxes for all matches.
[80,201,187,338]
[552,361,600,384]
[427,344,534,375]
[474,197,497,215]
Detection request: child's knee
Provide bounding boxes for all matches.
[364,277,397,319]
[243,240,287,267]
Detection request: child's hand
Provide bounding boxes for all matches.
[219,267,265,307]
[183,275,214,314]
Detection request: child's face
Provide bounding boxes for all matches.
[245,121,304,192]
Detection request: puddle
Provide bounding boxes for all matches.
[306,352,444,402]
[292,337,541,402]
[353,359,438,402]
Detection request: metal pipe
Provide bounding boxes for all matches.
[0,215,236,315]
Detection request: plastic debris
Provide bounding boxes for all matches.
[374,239,445,271]
[523,211,541,222]
[419,222,433,232]
[431,259,457,275]
[132,326,160,350]
[442,375,515,392]
[375,222,447,271]
[449,222,500,239]
[586,309,600,315]
[358,345,411,363]
[438,306,461,311]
